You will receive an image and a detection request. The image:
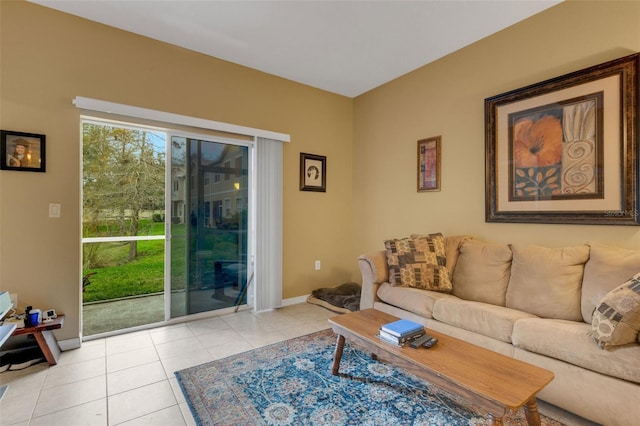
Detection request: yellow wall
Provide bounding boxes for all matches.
[352,0,640,256]
[2,0,639,343]
[0,0,354,340]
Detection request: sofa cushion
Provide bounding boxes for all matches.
[377,282,458,318]
[432,298,537,343]
[384,233,452,292]
[581,244,640,323]
[512,318,640,384]
[591,272,640,349]
[451,239,512,306]
[506,244,589,321]
[443,235,472,275]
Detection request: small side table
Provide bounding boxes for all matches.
[10,315,64,366]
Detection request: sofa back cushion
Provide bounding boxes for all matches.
[506,244,589,321]
[443,235,472,275]
[451,239,512,306]
[581,244,640,323]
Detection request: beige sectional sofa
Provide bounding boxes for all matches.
[358,235,640,426]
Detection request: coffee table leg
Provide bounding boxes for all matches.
[524,397,542,426]
[332,334,345,375]
[488,413,504,425]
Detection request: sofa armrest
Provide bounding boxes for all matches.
[358,250,388,310]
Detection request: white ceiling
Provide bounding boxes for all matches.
[29,0,562,97]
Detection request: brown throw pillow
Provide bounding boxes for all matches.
[591,272,640,349]
[384,233,452,293]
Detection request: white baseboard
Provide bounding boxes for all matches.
[253,295,310,312]
[58,337,81,351]
[280,294,309,307]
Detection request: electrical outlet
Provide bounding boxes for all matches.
[315,260,321,270]
[49,203,61,218]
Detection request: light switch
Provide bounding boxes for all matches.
[49,203,61,218]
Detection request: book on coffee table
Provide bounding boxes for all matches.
[378,328,425,345]
[377,332,404,346]
[380,318,424,337]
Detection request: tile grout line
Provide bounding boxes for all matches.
[0,304,335,426]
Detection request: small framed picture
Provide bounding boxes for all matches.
[300,152,326,192]
[417,136,441,192]
[1,130,46,172]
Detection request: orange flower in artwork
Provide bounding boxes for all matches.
[513,115,563,168]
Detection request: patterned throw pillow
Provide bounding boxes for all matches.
[591,272,640,349]
[384,233,452,292]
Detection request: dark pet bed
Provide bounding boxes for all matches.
[307,282,361,313]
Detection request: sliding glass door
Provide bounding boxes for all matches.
[81,119,166,336]
[169,135,251,318]
[82,118,253,337]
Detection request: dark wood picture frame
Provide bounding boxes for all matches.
[1,130,46,173]
[417,136,441,192]
[485,53,639,225]
[300,152,326,192]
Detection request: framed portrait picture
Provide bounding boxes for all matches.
[417,136,441,192]
[485,53,639,225]
[1,130,46,173]
[300,152,326,192]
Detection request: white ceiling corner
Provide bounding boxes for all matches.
[28,0,562,97]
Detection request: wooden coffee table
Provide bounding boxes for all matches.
[328,309,554,426]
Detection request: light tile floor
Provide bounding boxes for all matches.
[0,303,335,426]
[1,303,595,426]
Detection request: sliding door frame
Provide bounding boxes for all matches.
[165,130,256,319]
[74,96,288,322]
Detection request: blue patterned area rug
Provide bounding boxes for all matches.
[175,329,563,426]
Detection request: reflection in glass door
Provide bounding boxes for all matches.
[169,136,251,317]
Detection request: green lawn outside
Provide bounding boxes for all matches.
[82,220,244,303]
[82,239,164,303]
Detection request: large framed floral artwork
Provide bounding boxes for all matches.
[485,53,639,225]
